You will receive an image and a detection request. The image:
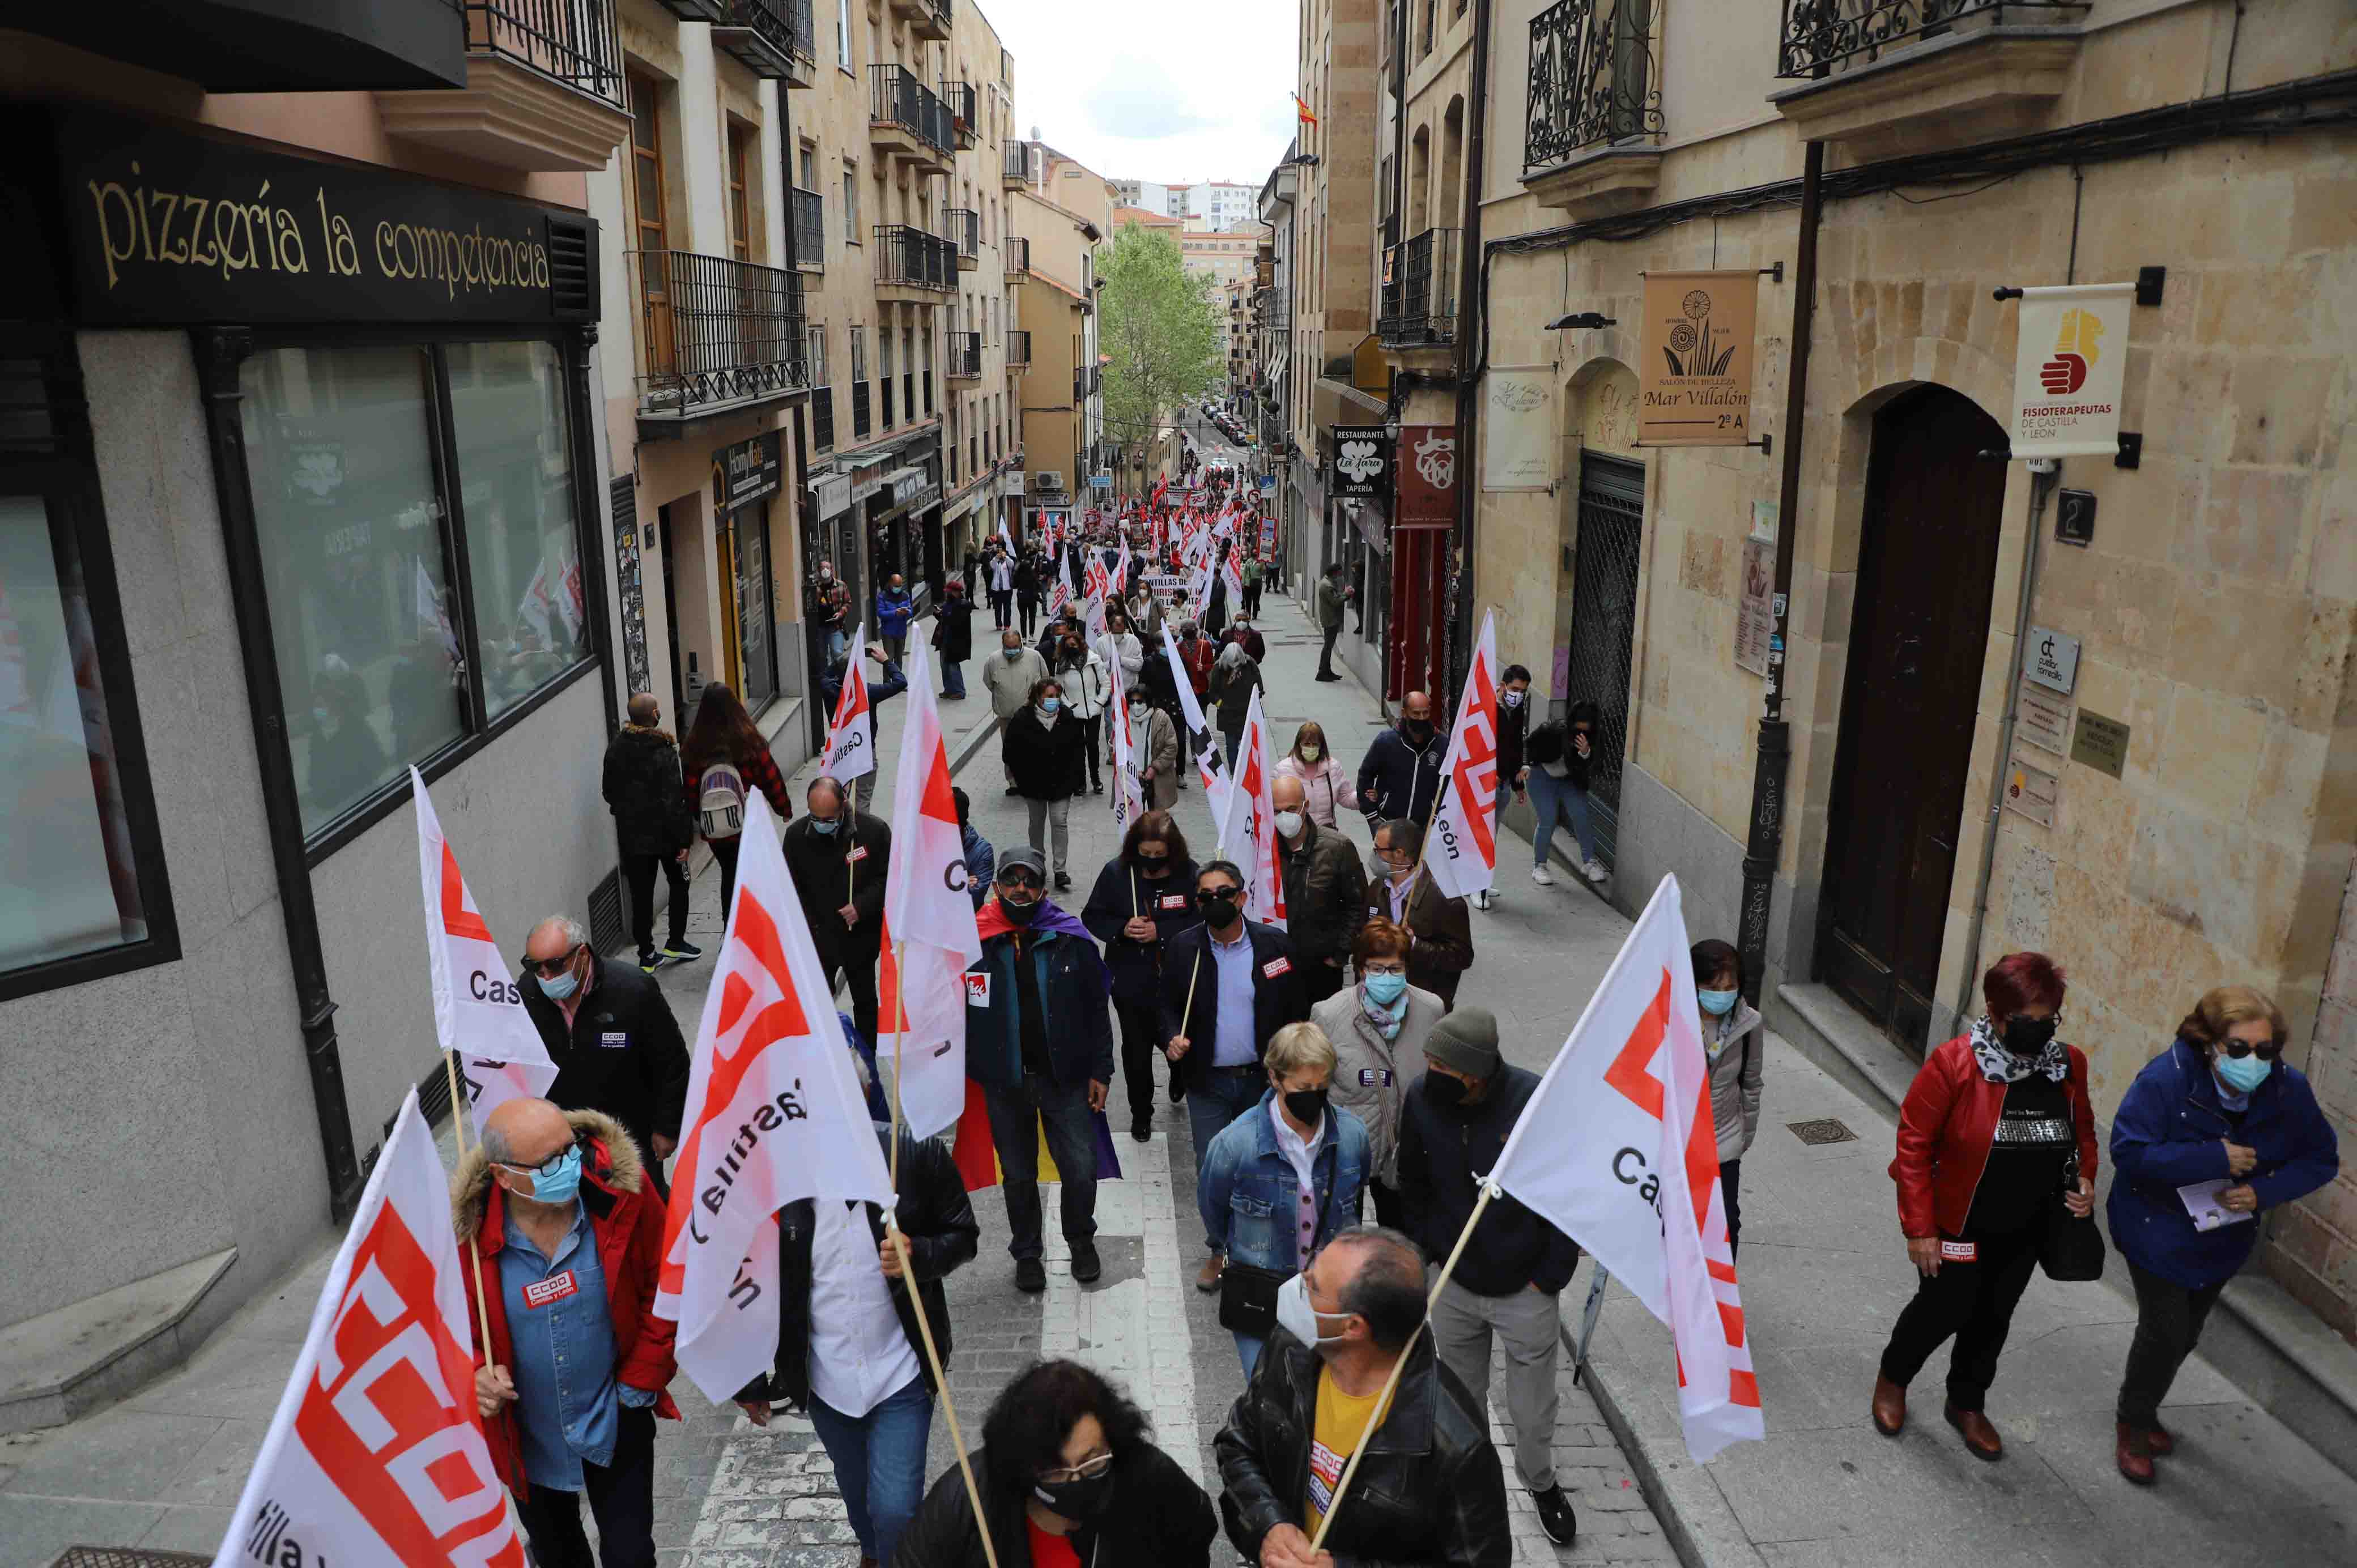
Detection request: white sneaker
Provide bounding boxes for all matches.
[1583,859,1610,883]
[1530,866,1556,887]
[1473,889,1493,910]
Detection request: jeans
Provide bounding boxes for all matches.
[1527,768,1598,868]
[1431,1280,1567,1492]
[620,851,689,960]
[513,1404,656,1568]
[1186,1066,1266,1251]
[982,1072,1100,1259]
[941,658,967,698]
[710,834,743,925]
[807,1374,933,1564]
[1236,1330,1266,1380]
[1114,998,1164,1124]
[1025,794,1071,880]
[824,627,848,666]
[1879,1224,2041,1412]
[1223,728,1245,772]
[2118,1258,2228,1429]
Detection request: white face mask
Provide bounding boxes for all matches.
[1274,810,1305,840]
[1299,745,1322,763]
[1275,1273,1352,1353]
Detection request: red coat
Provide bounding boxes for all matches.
[1888,1035,2099,1240]
[456,1109,680,1498]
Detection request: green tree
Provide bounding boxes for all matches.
[1099,221,1220,491]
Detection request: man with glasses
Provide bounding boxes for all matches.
[459,1096,677,1568]
[1364,819,1473,1011]
[965,847,1116,1293]
[519,916,692,1191]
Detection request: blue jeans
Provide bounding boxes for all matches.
[824,627,848,666]
[941,658,967,698]
[1236,1331,1267,1380]
[981,1073,1100,1259]
[1527,768,1598,868]
[1186,1067,1266,1252]
[807,1374,932,1563]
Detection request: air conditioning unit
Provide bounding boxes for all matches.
[1031,470,1066,493]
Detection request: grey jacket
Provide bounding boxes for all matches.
[1313,980,1445,1189]
[1708,1000,1765,1164]
[1134,704,1181,811]
[981,645,1048,721]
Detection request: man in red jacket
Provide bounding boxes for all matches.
[460,1096,678,1568]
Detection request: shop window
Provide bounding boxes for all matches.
[733,509,776,708]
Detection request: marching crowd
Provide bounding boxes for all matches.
[456,486,2337,1568]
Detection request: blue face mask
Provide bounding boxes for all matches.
[813,817,841,836]
[539,965,581,1002]
[511,1145,582,1205]
[2214,1052,2272,1094]
[1040,697,1062,714]
[1362,972,1408,1005]
[1699,988,1739,1018]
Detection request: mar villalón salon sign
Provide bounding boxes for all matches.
[41,107,594,326]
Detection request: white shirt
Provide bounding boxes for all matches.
[1271,1101,1325,1269]
[1385,871,1415,924]
[805,1200,922,1418]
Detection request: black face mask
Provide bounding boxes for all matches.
[999,893,1043,925]
[1032,1467,1116,1523]
[1402,718,1433,742]
[1196,889,1241,925]
[1283,1086,1329,1126]
[1138,855,1172,879]
[1423,1072,1467,1110]
[2003,1015,2058,1057]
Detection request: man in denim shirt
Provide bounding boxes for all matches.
[462,1097,677,1568]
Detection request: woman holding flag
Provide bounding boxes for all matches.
[1081,811,1202,1142]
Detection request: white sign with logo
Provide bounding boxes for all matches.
[1482,368,1552,492]
[2026,624,2081,695]
[2009,283,2135,459]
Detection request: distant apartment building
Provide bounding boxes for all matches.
[1113,177,1260,232]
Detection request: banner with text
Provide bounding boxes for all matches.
[1637,270,1758,447]
[2009,282,2134,459]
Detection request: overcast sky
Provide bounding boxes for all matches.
[979,0,1299,191]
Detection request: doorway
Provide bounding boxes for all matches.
[1819,385,2010,1051]
[658,503,683,725]
[1563,451,1643,860]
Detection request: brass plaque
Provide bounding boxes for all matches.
[2071,710,2130,779]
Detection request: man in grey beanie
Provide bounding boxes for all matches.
[1394,1005,1582,1548]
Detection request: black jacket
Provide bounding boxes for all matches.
[1159,921,1309,1090]
[520,956,693,1156]
[601,725,692,857]
[1357,725,1445,825]
[1080,856,1203,1005]
[1495,700,1528,787]
[781,811,890,960]
[1216,1331,1511,1568]
[1396,1064,1582,1297]
[1524,721,1589,791]
[1279,821,1368,970]
[895,1440,1218,1568]
[744,1123,978,1408]
[933,595,976,661]
[1004,709,1087,801]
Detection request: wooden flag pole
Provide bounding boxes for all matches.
[441,1050,494,1364]
[888,937,908,1192]
[1307,1181,1499,1553]
[888,1220,1001,1568]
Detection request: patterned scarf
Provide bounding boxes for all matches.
[1969,1014,2069,1085]
[1359,985,1408,1041]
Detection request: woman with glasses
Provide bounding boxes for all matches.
[2107,986,2339,1484]
[1873,952,2098,1462]
[1313,918,1443,1230]
[892,1359,1216,1567]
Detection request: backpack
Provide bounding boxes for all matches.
[697,761,747,840]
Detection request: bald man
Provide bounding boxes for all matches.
[520,915,692,1177]
[603,691,700,973]
[1275,773,1368,1007]
[1358,689,1445,829]
[460,1097,677,1568]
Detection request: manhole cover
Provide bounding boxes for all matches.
[1787,1118,1858,1146]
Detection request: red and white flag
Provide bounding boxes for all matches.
[1214,685,1286,929]
[1082,552,1113,641]
[879,638,984,1140]
[655,792,894,1401]
[820,621,875,782]
[1160,627,1229,823]
[1219,549,1245,613]
[215,1091,527,1567]
[1426,610,1501,900]
[1488,875,1763,1463]
[1112,543,1132,598]
[1108,649,1145,834]
[412,769,557,1132]
[1048,555,1075,620]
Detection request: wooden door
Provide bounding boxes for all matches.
[1819,386,2008,1051]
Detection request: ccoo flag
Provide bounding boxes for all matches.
[879,637,983,1139]
[1107,645,1145,836]
[655,792,893,1401]
[1424,610,1501,900]
[215,1091,527,1567]
[412,768,557,1132]
[1487,875,1764,1463]
[1214,684,1286,929]
[820,621,876,782]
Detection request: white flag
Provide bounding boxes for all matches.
[1488,876,1763,1463]
[1425,610,1501,900]
[879,638,984,1139]
[215,1092,528,1567]
[656,793,894,1401]
[1049,555,1075,619]
[412,769,557,1132]
[1160,627,1229,824]
[1215,685,1285,929]
[821,621,876,782]
[1108,647,1145,834]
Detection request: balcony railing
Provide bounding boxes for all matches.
[465,0,626,109]
[811,385,836,450]
[629,250,806,417]
[1777,0,2083,79]
[1524,0,1662,170]
[946,208,979,263]
[869,64,953,155]
[790,187,824,267]
[1378,228,1460,347]
[709,0,814,77]
[1003,138,1033,182]
[947,331,982,378]
[941,78,978,144]
[1004,236,1030,279]
[852,380,873,440]
[874,224,957,291]
[1006,330,1031,367]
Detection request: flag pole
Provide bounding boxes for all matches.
[887,1221,1001,1568]
[1307,1179,1499,1553]
[441,1050,493,1364]
[888,938,907,1192]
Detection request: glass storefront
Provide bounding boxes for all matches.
[733,502,776,708]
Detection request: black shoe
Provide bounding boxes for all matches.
[1015,1258,1047,1293]
[1315,672,1341,683]
[1092,780,1105,794]
[1533,1485,1577,1546]
[1168,1075,1185,1104]
[1130,1115,1152,1143]
[1070,1240,1102,1283]
[637,951,661,975]
[658,939,703,962]
[1005,784,1023,796]
[1054,871,1073,891]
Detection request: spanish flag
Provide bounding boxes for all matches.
[1293,93,1318,129]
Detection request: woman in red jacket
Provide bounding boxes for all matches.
[1871,952,2097,1461]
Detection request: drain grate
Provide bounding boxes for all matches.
[51,1550,213,1567]
[1787,1117,1858,1147]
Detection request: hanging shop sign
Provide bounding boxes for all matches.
[813,472,853,520]
[2009,283,2134,459]
[712,432,782,512]
[1482,369,1552,491]
[1394,425,1458,526]
[1636,270,1759,447]
[1331,425,1391,501]
[53,108,594,326]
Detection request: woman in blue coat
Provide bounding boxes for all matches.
[2107,985,2338,1484]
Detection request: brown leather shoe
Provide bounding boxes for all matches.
[2116,1422,2156,1485]
[1944,1404,2003,1462]
[1870,1375,1907,1436]
[2146,1421,2175,1456]
[1195,1252,1225,1292]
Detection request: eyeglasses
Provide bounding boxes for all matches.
[999,871,1044,890]
[1037,1452,1114,1485]
[2219,1037,2283,1061]
[524,944,582,979]
[1361,962,1407,976]
[496,1141,577,1178]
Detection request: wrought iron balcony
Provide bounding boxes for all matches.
[1378,228,1460,348]
[709,0,814,80]
[1005,236,1031,280]
[873,225,957,292]
[463,0,625,108]
[941,79,979,148]
[1002,138,1033,186]
[887,0,951,42]
[1779,0,2084,78]
[946,332,983,380]
[946,208,980,269]
[811,384,836,450]
[790,187,824,270]
[1006,330,1031,368]
[869,65,954,163]
[1524,0,1661,170]
[628,250,807,420]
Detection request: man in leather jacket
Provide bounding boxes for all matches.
[1215,1226,1511,1567]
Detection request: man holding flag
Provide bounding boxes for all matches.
[1424,611,1504,914]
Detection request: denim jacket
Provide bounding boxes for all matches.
[1198,1088,1370,1275]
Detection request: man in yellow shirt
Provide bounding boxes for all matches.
[1214,1227,1511,1567]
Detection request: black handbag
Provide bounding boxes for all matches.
[2038,1151,2106,1282]
[1218,1261,1287,1337]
